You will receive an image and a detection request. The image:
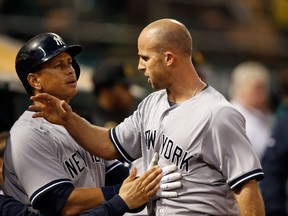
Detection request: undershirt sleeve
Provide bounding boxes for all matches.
[80,195,128,216]
[0,195,40,216]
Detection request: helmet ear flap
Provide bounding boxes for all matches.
[72,59,80,80]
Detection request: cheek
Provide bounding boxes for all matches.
[40,80,57,90]
[40,77,65,94]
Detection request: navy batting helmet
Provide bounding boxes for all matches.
[15,32,82,95]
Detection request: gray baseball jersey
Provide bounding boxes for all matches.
[4,111,121,212]
[110,85,264,215]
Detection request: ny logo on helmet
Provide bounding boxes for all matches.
[53,35,65,46]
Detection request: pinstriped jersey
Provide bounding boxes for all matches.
[4,111,121,212]
[110,86,264,215]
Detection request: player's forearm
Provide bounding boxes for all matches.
[64,112,120,160]
[234,179,265,216]
[61,188,106,216]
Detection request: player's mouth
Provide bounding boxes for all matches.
[66,79,77,87]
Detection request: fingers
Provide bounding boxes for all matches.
[29,93,56,118]
[139,166,162,191]
[162,164,177,176]
[139,165,162,183]
[119,166,162,209]
[161,172,182,183]
[148,152,159,169]
[124,167,137,184]
[157,164,182,199]
[142,166,162,198]
[160,181,182,190]
[60,100,70,113]
[31,110,45,118]
[156,191,178,198]
[30,93,56,102]
[29,93,71,122]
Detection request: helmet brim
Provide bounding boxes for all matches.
[64,45,82,57]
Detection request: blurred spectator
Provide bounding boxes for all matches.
[229,61,275,160]
[260,65,288,216]
[90,58,137,128]
[0,130,8,195]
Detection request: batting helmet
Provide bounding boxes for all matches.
[15,32,82,95]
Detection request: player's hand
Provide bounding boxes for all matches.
[119,166,162,210]
[29,93,72,125]
[148,153,182,198]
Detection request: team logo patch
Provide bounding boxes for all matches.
[53,35,65,46]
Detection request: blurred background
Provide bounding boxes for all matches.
[0,0,288,131]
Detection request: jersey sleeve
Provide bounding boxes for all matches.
[104,160,129,186]
[7,126,73,205]
[109,102,145,164]
[203,106,264,190]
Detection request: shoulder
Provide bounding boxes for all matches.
[9,111,61,149]
[138,90,167,110]
[201,87,245,126]
[142,90,166,102]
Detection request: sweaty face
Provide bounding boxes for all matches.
[32,52,78,102]
[137,33,170,90]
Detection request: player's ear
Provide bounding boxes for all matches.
[27,73,42,90]
[165,52,174,66]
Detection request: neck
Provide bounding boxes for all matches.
[167,78,205,104]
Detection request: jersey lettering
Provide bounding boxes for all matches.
[90,154,105,163]
[172,146,183,166]
[64,150,105,178]
[144,130,156,150]
[160,134,194,172]
[162,136,173,158]
[64,150,87,178]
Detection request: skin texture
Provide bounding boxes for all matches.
[29,19,265,215]
[234,179,265,216]
[118,166,161,210]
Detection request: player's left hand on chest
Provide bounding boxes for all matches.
[148,153,182,198]
[157,164,182,198]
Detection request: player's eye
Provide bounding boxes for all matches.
[53,63,62,69]
[140,56,149,62]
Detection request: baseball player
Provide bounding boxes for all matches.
[30,19,265,215]
[3,32,181,216]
